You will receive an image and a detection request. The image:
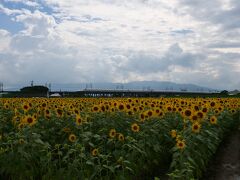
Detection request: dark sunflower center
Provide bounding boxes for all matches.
[185,110,191,116]
[101,106,105,111]
[197,112,203,118]
[119,105,124,110]
[192,116,198,120]
[27,118,33,123]
[202,108,207,112]
[194,106,199,111]
[57,109,62,115]
[148,111,152,116]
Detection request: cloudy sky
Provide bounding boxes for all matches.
[0,0,240,90]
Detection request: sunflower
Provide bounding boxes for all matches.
[18,123,25,129]
[118,133,125,141]
[100,105,106,112]
[19,138,25,144]
[176,140,186,150]
[166,105,172,112]
[118,103,125,111]
[184,109,192,117]
[24,115,37,126]
[210,101,216,108]
[125,104,131,110]
[62,127,71,133]
[139,106,143,111]
[109,129,117,138]
[127,110,134,116]
[217,106,223,112]
[110,108,115,112]
[127,98,132,103]
[231,109,236,114]
[76,115,83,126]
[91,148,98,156]
[190,114,198,122]
[22,103,30,112]
[154,108,160,115]
[131,123,140,132]
[4,103,9,109]
[147,110,153,117]
[197,111,204,120]
[74,109,80,115]
[158,111,165,118]
[41,102,47,108]
[139,113,145,122]
[177,107,183,113]
[172,107,177,112]
[210,116,217,124]
[133,107,138,113]
[192,122,201,133]
[170,130,177,138]
[56,108,64,118]
[33,113,38,119]
[194,105,199,111]
[214,109,220,115]
[44,109,51,117]
[68,134,77,142]
[92,105,99,112]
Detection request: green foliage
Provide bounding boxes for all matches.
[0,110,179,179]
[0,98,239,180]
[168,111,240,180]
[20,86,49,93]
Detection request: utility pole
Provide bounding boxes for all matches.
[31,80,34,87]
[0,82,3,92]
[46,83,51,98]
[49,83,51,92]
[0,82,3,98]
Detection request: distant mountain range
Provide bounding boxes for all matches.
[3,81,218,92]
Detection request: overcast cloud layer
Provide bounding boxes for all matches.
[0,0,240,90]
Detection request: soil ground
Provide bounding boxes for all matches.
[202,127,240,180]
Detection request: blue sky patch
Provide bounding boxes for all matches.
[0,13,24,34]
[171,29,194,36]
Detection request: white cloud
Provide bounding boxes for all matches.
[14,10,56,36]
[0,4,23,15]
[0,1,240,90]
[0,29,11,51]
[3,0,40,7]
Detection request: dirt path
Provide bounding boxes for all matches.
[202,128,240,180]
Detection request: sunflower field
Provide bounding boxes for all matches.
[0,97,239,179]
